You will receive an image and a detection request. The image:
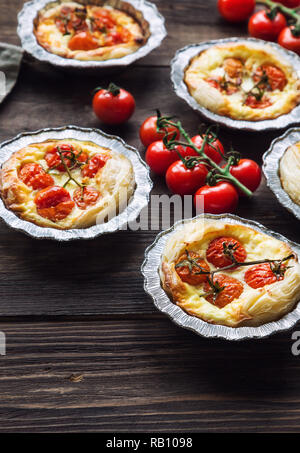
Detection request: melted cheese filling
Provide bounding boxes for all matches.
[161,219,300,327]
[34,1,145,61]
[184,43,300,121]
[280,142,300,205]
[0,138,135,230]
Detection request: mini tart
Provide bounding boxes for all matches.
[184,42,300,121]
[280,141,300,206]
[160,219,300,327]
[0,138,135,230]
[34,1,145,61]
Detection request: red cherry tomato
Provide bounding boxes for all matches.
[68,31,99,51]
[278,27,300,55]
[183,135,225,164]
[253,64,287,91]
[19,163,54,190]
[248,10,287,42]
[166,160,208,196]
[218,0,255,22]
[228,159,262,194]
[45,144,88,172]
[245,263,285,289]
[139,115,180,147]
[81,153,109,178]
[175,251,210,286]
[203,274,244,308]
[277,0,300,7]
[73,186,100,210]
[92,83,135,125]
[206,237,247,269]
[244,94,272,109]
[92,7,116,29]
[34,186,75,222]
[145,141,184,176]
[194,182,239,214]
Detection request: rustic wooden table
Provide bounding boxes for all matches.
[0,0,299,433]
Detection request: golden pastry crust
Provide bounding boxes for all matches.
[160,219,300,327]
[34,1,145,61]
[0,138,135,229]
[280,141,300,206]
[184,42,300,121]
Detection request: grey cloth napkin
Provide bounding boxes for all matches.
[0,42,23,104]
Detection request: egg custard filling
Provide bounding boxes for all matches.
[0,138,135,229]
[34,1,146,61]
[184,42,300,121]
[160,219,300,327]
[280,141,300,206]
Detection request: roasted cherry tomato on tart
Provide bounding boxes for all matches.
[19,163,54,190]
[45,144,88,172]
[218,0,255,22]
[253,64,287,91]
[68,31,99,51]
[175,251,210,285]
[203,274,244,308]
[183,135,225,164]
[81,153,109,178]
[34,186,75,222]
[245,262,286,289]
[206,237,247,268]
[139,115,180,147]
[92,83,135,125]
[145,141,184,176]
[166,160,208,196]
[73,186,100,210]
[248,10,287,42]
[194,182,239,214]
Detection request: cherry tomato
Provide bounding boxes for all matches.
[277,0,300,7]
[218,0,255,22]
[55,6,87,34]
[245,263,285,289]
[145,141,184,176]
[194,182,239,214]
[203,274,244,308]
[278,27,300,55]
[229,159,262,194]
[81,153,109,178]
[34,186,75,222]
[206,237,247,269]
[183,135,225,164]
[68,31,99,51]
[253,64,287,91]
[92,83,135,125]
[105,28,131,46]
[244,95,272,109]
[92,7,116,29]
[166,160,208,196]
[45,144,87,172]
[248,10,287,42]
[73,186,100,209]
[19,163,54,190]
[139,115,180,147]
[175,251,210,286]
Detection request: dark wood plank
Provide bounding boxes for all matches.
[0,318,299,433]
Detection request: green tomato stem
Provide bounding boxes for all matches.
[163,120,253,197]
[257,0,300,26]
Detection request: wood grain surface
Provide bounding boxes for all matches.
[0,0,299,433]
